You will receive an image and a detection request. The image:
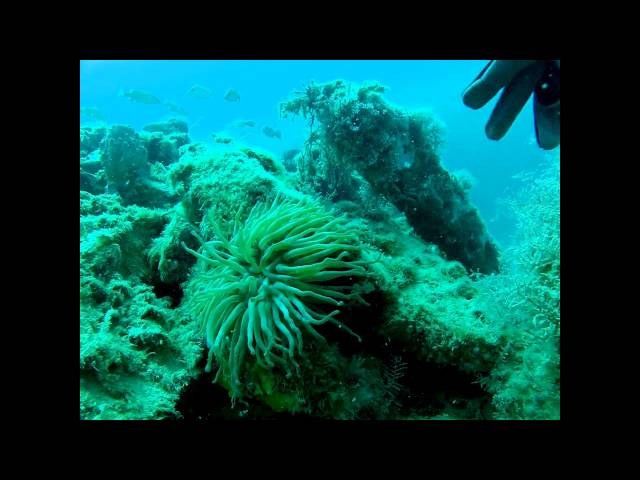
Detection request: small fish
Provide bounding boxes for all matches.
[232,119,255,128]
[262,126,281,139]
[119,89,162,105]
[186,84,214,99]
[164,101,188,116]
[211,133,233,144]
[80,106,105,121]
[224,89,241,102]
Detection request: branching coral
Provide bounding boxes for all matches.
[475,154,560,419]
[183,195,372,396]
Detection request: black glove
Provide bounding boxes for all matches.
[462,60,560,150]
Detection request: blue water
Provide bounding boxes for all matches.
[80,60,552,246]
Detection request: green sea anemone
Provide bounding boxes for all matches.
[183,195,370,395]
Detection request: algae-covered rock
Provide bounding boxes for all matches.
[144,132,190,166]
[338,202,504,376]
[81,125,107,157]
[143,118,189,135]
[80,191,167,282]
[80,279,202,420]
[101,125,149,199]
[99,125,178,208]
[281,80,500,274]
[142,119,191,166]
[81,127,108,195]
[79,110,558,420]
[146,202,198,285]
[80,191,201,419]
[165,142,294,240]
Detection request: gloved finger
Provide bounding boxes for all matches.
[462,60,537,109]
[485,61,547,140]
[534,99,560,149]
[533,61,560,149]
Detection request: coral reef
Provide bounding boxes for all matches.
[80,84,559,420]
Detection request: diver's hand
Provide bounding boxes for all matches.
[462,60,560,150]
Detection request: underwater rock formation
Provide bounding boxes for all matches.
[80,126,107,157]
[80,124,183,208]
[80,110,559,419]
[101,125,150,202]
[80,126,108,194]
[143,118,189,135]
[281,80,500,274]
[147,142,290,287]
[80,191,201,419]
[142,118,191,167]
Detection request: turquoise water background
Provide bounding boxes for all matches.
[80,60,552,246]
